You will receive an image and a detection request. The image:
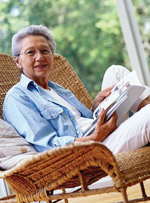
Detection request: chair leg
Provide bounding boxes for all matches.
[62,188,68,203]
[120,188,128,203]
[140,182,147,198]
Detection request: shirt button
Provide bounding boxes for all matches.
[70,117,74,120]
[77,131,80,134]
[51,113,56,118]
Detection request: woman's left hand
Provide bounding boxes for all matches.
[92,85,114,111]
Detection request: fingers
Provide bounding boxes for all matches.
[107,112,117,131]
[94,91,111,105]
[98,91,110,98]
[92,111,117,142]
[92,85,116,111]
[97,108,106,125]
[103,84,116,92]
[96,85,116,102]
[97,109,117,128]
[97,84,116,99]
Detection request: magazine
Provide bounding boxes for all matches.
[83,70,145,137]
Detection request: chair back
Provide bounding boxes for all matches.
[0,53,92,118]
[0,54,20,118]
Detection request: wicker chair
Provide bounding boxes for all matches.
[0,53,150,203]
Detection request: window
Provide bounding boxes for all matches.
[133,0,150,68]
[116,0,150,86]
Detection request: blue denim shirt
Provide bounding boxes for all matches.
[3,74,93,152]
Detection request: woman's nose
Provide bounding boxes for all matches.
[35,51,44,60]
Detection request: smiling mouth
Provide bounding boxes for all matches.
[34,64,48,69]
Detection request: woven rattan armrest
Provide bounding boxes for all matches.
[0,142,150,203]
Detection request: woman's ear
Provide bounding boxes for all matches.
[13,56,22,70]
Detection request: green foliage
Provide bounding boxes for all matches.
[133,0,150,67]
[0,0,130,98]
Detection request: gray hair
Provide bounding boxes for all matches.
[12,25,56,56]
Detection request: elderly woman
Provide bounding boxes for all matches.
[3,25,150,153]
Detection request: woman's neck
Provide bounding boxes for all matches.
[35,78,49,90]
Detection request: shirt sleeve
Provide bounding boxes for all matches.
[3,92,76,152]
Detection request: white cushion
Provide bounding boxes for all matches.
[0,119,37,170]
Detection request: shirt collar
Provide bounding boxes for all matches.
[20,73,69,95]
[20,73,44,92]
[20,73,52,92]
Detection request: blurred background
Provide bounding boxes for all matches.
[0,0,149,98]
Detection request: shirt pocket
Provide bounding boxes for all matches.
[40,106,63,120]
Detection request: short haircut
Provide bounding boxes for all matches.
[12,25,56,56]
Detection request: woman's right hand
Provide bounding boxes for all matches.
[75,108,117,143]
[89,108,117,142]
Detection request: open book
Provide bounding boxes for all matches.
[83,70,145,137]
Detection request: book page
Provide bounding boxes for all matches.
[93,70,143,120]
[93,81,130,119]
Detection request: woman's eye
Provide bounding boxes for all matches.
[26,50,35,56]
[41,49,50,54]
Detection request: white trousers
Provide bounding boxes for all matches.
[101,65,150,154]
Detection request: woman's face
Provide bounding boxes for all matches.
[15,35,53,83]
